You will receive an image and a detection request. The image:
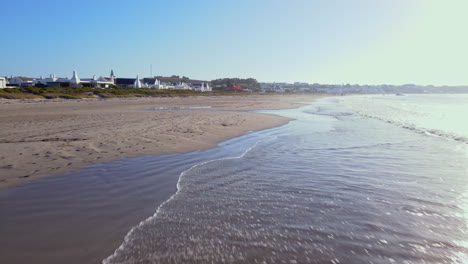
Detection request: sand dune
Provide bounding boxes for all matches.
[0,95,321,190]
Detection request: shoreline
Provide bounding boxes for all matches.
[0,94,323,190]
[0,95,323,264]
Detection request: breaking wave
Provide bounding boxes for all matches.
[340,94,468,144]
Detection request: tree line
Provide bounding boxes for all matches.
[210,78,260,90]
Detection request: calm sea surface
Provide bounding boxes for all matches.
[105,95,468,264]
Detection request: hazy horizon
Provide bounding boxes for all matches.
[2,0,467,86]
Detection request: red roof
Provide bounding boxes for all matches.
[226,85,245,91]
[17,77,37,81]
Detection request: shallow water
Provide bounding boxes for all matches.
[0,130,271,264]
[145,106,213,111]
[106,95,468,263]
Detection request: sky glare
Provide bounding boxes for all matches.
[1,0,467,85]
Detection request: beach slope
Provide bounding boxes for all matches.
[0,95,320,190]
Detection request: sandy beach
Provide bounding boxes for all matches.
[0,94,321,190]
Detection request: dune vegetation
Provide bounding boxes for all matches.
[0,86,252,100]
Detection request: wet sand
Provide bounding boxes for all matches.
[0,152,201,264]
[0,95,321,190]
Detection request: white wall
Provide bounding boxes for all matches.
[0,78,6,89]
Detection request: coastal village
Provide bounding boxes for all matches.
[1,71,468,94]
[0,70,212,92]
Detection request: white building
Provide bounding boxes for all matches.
[34,71,115,88]
[260,82,285,93]
[80,75,114,88]
[33,74,58,86]
[175,82,191,90]
[8,77,37,87]
[133,76,143,88]
[149,79,164,89]
[194,82,211,92]
[69,71,81,87]
[0,77,7,88]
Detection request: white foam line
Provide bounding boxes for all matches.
[355,111,468,144]
[102,135,278,264]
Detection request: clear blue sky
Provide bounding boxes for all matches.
[1,0,467,85]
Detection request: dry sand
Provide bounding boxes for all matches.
[0,94,322,190]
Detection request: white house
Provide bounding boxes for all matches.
[34,71,114,88]
[0,77,7,88]
[80,75,114,88]
[201,82,211,92]
[149,79,164,89]
[7,77,37,87]
[175,82,191,90]
[33,74,58,86]
[69,71,80,87]
[133,76,143,88]
[194,82,211,92]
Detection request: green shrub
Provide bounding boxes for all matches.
[0,93,42,99]
[59,95,82,99]
[23,87,47,95]
[92,88,104,94]
[3,88,21,93]
[1,85,258,100]
[110,90,125,95]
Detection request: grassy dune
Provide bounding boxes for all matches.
[0,87,251,99]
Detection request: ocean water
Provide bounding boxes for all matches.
[105,95,468,264]
[341,94,468,143]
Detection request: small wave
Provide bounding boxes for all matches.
[311,112,354,117]
[102,136,278,263]
[299,142,397,153]
[357,112,468,144]
[145,106,213,111]
[340,95,468,144]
